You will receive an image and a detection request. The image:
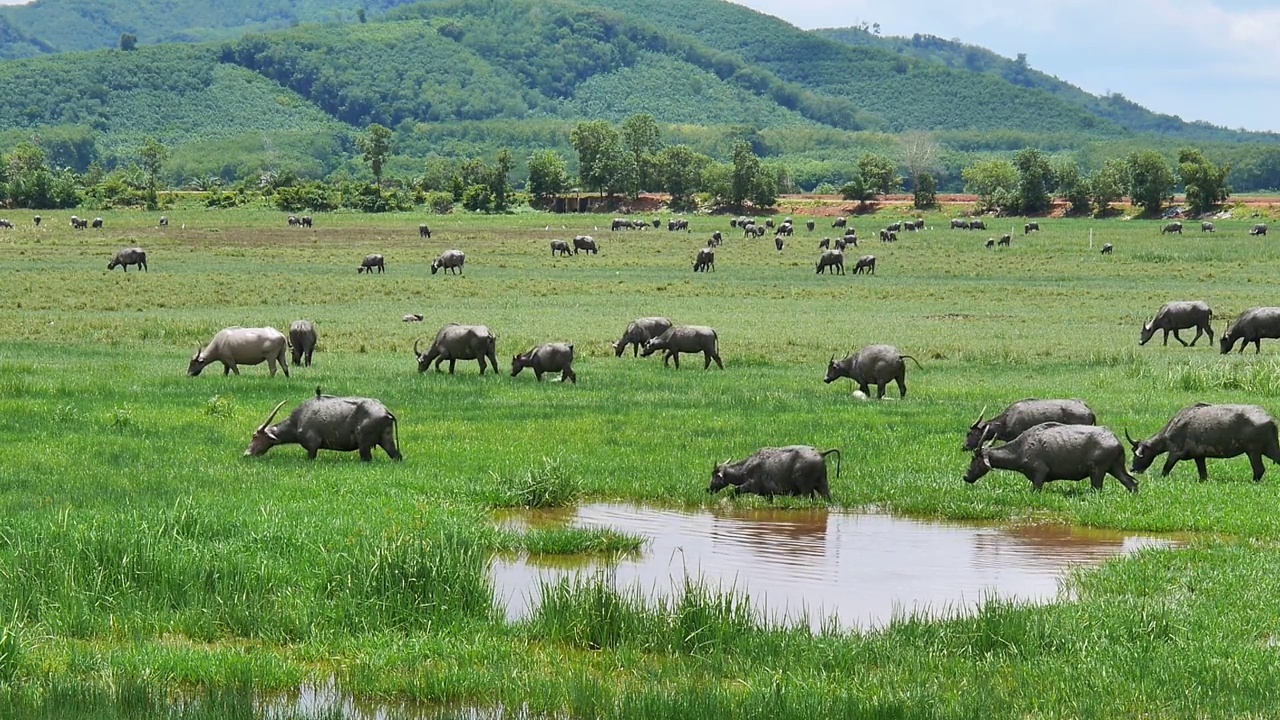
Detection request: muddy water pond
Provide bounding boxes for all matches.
[494,504,1180,632]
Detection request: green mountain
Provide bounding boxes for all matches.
[815,26,1278,144]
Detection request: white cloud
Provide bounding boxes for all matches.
[727,0,1280,131]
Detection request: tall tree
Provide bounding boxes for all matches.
[1178,148,1231,217]
[620,113,662,198]
[655,145,709,212]
[1126,150,1175,216]
[1089,159,1128,216]
[491,148,514,211]
[138,137,168,209]
[526,150,570,202]
[1012,148,1053,214]
[899,131,940,192]
[1051,156,1091,215]
[913,172,937,209]
[357,124,392,184]
[571,120,629,197]
[962,159,1018,211]
[730,141,761,211]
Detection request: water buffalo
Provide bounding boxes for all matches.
[1220,307,1280,354]
[1140,301,1214,347]
[668,218,690,232]
[573,236,599,255]
[358,254,385,274]
[403,313,424,323]
[614,317,673,357]
[71,216,88,230]
[1161,221,1183,235]
[834,238,848,251]
[806,219,816,232]
[853,255,876,275]
[419,224,432,238]
[1128,403,1280,482]
[159,216,168,227]
[611,218,634,231]
[966,423,1138,493]
[818,237,831,250]
[551,239,571,256]
[824,345,920,399]
[33,215,40,226]
[880,230,897,243]
[745,224,767,238]
[709,231,723,247]
[1024,222,1039,234]
[512,342,576,383]
[998,234,1011,247]
[91,217,103,229]
[1101,243,1114,255]
[964,399,1097,451]
[432,249,466,275]
[642,325,723,369]
[950,219,970,230]
[288,215,300,226]
[985,238,995,249]
[693,248,715,272]
[885,222,901,233]
[775,236,785,252]
[188,327,289,377]
[107,247,147,272]
[709,446,841,500]
[816,249,844,275]
[1251,223,1268,236]
[288,319,318,367]
[300,216,313,228]
[1200,221,1215,233]
[765,219,775,229]
[414,323,498,374]
[970,219,987,231]
[245,387,401,461]
[832,217,847,229]
[777,222,794,237]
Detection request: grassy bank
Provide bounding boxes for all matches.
[2,208,1280,717]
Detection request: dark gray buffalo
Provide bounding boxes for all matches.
[1127,403,1280,482]
[816,249,844,275]
[1220,307,1280,354]
[108,247,147,272]
[358,254,385,274]
[431,249,465,275]
[613,317,673,357]
[1161,221,1183,235]
[824,344,921,399]
[964,399,1096,451]
[245,387,401,461]
[642,325,723,369]
[288,319,318,367]
[709,445,841,500]
[1140,301,1214,347]
[1251,223,1268,236]
[693,248,715,272]
[573,235,599,255]
[189,326,289,377]
[415,323,498,374]
[966,422,1138,493]
[512,342,576,383]
[853,255,876,274]
[551,239,571,257]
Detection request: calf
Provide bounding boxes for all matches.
[512,343,576,383]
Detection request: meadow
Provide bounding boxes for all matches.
[3,205,1280,718]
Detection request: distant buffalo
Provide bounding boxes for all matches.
[573,235,599,255]
[432,249,465,275]
[853,255,876,275]
[107,247,147,272]
[1101,243,1114,255]
[189,327,289,378]
[1200,221,1215,233]
[614,317,673,357]
[815,249,844,275]
[1024,222,1039,234]
[551,239,571,257]
[419,224,432,238]
[1140,301,1214,347]
[642,325,723,369]
[288,319,318,367]
[358,254,385,274]
[693,248,715,272]
[512,342,576,383]
[415,323,498,374]
[1251,223,1269,236]
[825,344,920,399]
[950,219,970,230]
[709,445,841,500]
[1161,221,1183,235]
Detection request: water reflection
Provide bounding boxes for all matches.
[494,504,1180,632]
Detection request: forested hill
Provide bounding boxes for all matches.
[814,26,1276,144]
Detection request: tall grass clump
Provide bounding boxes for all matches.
[498,457,581,509]
[1168,360,1280,395]
[0,624,22,683]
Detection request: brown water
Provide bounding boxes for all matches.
[493,503,1180,632]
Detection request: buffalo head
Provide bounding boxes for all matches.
[963,444,994,484]
[245,400,288,457]
[1139,321,1157,346]
[414,338,431,372]
[187,347,212,377]
[1125,429,1156,474]
[962,406,990,451]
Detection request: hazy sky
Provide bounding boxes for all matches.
[730,0,1280,133]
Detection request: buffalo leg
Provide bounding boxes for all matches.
[858,382,870,397]
[562,368,576,383]
[1161,329,1169,346]
[711,352,723,370]
[306,445,319,460]
[359,445,373,462]
[1160,454,1181,477]
[1173,330,1188,347]
[534,370,544,382]
[1111,463,1140,493]
[875,382,888,399]
[704,352,712,370]
[1248,452,1266,482]
[1255,340,1263,354]
[1188,327,1203,346]
[632,344,639,358]
[895,377,907,398]
[1193,456,1209,481]
[671,352,680,369]
[1205,324,1214,343]
[448,359,457,374]
[1090,471,1105,490]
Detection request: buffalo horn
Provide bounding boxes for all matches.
[413,338,423,357]
[257,400,287,433]
[1124,428,1138,449]
[972,406,987,428]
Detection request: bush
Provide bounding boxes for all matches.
[425,191,455,214]
[502,457,580,508]
[462,184,494,213]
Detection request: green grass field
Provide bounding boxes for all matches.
[3,207,1280,718]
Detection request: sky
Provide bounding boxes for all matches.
[729,0,1280,133]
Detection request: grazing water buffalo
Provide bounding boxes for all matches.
[1101,243,1114,255]
[288,320,317,367]
[806,219,816,232]
[709,231,723,247]
[709,446,841,500]
[1200,221,1215,233]
[642,325,723,369]
[853,255,876,275]
[832,217,847,229]
[693,248,715,272]
[71,216,88,230]
[91,217,103,229]
[824,345,920,399]
[815,249,844,275]
[745,224,767,238]
[668,218,690,232]
[966,423,1138,493]
[1140,301,1214,347]
[1251,223,1268,236]
[358,254,385,274]
[402,313,424,323]
[512,342,576,383]
[415,324,498,374]
[551,239,571,256]
[964,399,1096,451]
[107,247,147,272]
[775,236,785,251]
[970,219,987,231]
[1128,403,1280,482]
[885,222,901,233]
[611,218,634,231]
[419,224,432,238]
[880,230,897,243]
[818,237,831,250]
[1024,222,1040,234]
[573,235,599,255]
[431,249,466,275]
[300,216,313,228]
[33,215,40,226]
[1161,221,1183,235]
[1220,307,1280,354]
[777,221,794,237]
[998,234,1011,247]
[159,216,168,227]
[614,317,673,357]
[834,238,848,251]
[189,327,289,377]
[245,387,401,462]
[950,219,970,230]
[985,238,995,249]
